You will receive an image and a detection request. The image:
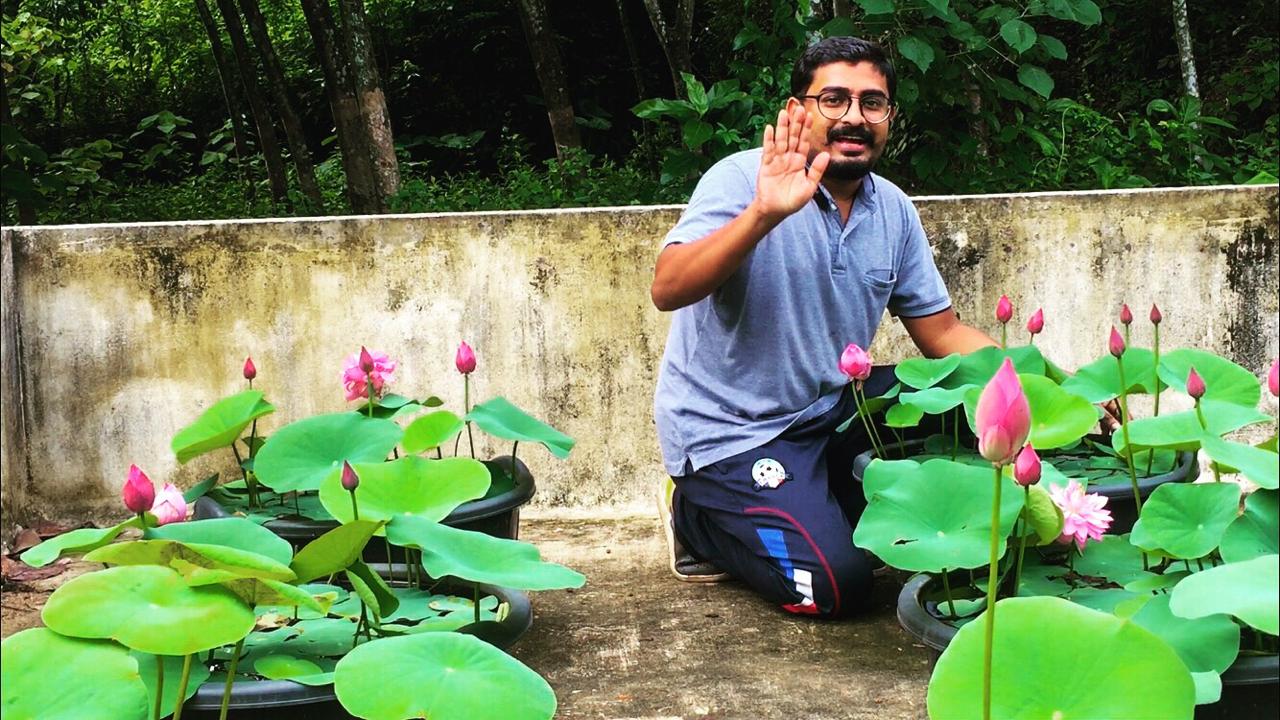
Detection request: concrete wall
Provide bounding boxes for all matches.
[2,185,1276,538]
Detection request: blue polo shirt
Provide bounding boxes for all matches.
[653,148,951,476]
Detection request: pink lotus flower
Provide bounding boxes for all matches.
[341,461,360,491]
[1150,304,1162,325]
[243,357,257,381]
[975,358,1031,466]
[122,465,155,514]
[1119,304,1133,326]
[1013,445,1041,487]
[455,341,477,375]
[839,343,872,382]
[995,295,1013,324]
[150,483,188,526]
[1108,326,1125,358]
[1186,366,1206,400]
[342,349,397,402]
[1268,359,1278,398]
[1049,479,1112,550]
[1026,309,1044,336]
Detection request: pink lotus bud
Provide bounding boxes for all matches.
[150,483,188,526]
[455,341,477,375]
[1150,304,1162,325]
[1026,309,1044,336]
[1108,326,1125,358]
[359,346,375,374]
[1269,359,1278,398]
[1186,367,1206,400]
[839,343,872,382]
[995,295,1013,324]
[1013,445,1041,487]
[341,461,360,491]
[243,357,257,381]
[1120,304,1133,326]
[975,358,1031,467]
[341,349,397,402]
[122,465,156,514]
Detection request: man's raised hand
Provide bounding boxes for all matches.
[756,105,829,221]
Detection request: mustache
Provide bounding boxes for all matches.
[827,126,875,144]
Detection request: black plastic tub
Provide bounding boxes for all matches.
[897,573,1279,719]
[182,580,532,719]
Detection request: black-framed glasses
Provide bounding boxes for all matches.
[798,91,893,123]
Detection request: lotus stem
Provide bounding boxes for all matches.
[1193,400,1221,482]
[366,372,374,419]
[1013,487,1030,597]
[889,426,905,459]
[1123,324,1131,348]
[465,375,476,459]
[154,655,165,720]
[349,489,360,521]
[853,384,886,459]
[1028,333,1034,346]
[230,442,258,509]
[171,654,194,720]
[511,442,519,487]
[474,583,482,624]
[1147,325,1162,476]
[1115,358,1149,570]
[385,537,395,584]
[218,638,245,720]
[982,463,1003,720]
[940,569,957,618]
[1000,324,1007,349]
[952,407,960,461]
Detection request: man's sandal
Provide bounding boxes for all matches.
[657,478,730,583]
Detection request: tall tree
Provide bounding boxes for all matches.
[641,0,694,97]
[212,0,290,202]
[237,0,323,207]
[614,0,648,101]
[192,0,256,198]
[1169,0,1200,100]
[514,0,582,158]
[335,0,399,203]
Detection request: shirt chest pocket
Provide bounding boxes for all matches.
[861,269,897,305]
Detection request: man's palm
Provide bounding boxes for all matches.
[757,105,829,219]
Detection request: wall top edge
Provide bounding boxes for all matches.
[2,184,1274,234]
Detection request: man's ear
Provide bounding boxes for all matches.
[785,95,803,114]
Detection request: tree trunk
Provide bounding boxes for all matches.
[1169,0,1199,100]
[641,0,695,97]
[335,0,399,204]
[613,0,648,101]
[213,0,291,203]
[237,0,323,207]
[297,0,380,213]
[515,0,582,158]
[193,0,256,199]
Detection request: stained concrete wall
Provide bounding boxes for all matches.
[2,185,1276,538]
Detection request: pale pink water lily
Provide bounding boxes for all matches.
[995,295,1013,324]
[1150,304,1162,325]
[839,343,872,382]
[1049,479,1112,550]
[1119,303,1133,326]
[1013,445,1041,487]
[455,341,477,375]
[342,349,397,402]
[1186,366,1206,400]
[1025,309,1043,336]
[121,464,155,514]
[341,461,360,491]
[1268,359,1278,398]
[150,483,188,526]
[243,356,257,381]
[975,358,1031,467]
[1108,326,1126,358]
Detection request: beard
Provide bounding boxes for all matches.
[823,126,881,180]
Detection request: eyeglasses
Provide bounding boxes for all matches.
[798,91,893,124]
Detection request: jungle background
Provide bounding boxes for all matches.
[2,0,1276,225]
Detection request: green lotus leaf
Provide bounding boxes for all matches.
[1159,349,1262,408]
[257,583,346,620]
[223,578,329,615]
[1066,587,1140,614]
[171,390,275,464]
[84,539,295,585]
[289,520,384,584]
[1124,570,1189,593]
[1220,489,1279,563]
[1117,401,1271,453]
[43,565,255,655]
[182,474,220,503]
[884,402,924,428]
[145,517,294,566]
[131,650,211,718]
[895,353,962,389]
[334,633,556,720]
[927,597,1195,720]
[1021,374,1101,449]
[853,459,1023,572]
[897,385,973,414]
[1128,593,1241,675]
[318,456,490,530]
[1202,436,1279,489]
[465,397,574,459]
[1073,534,1149,586]
[1060,348,1159,402]
[1192,671,1222,706]
[346,559,400,619]
[402,410,466,454]
[1,629,150,719]
[20,516,142,568]
[380,588,497,624]
[1019,482,1065,545]
[253,413,402,493]
[941,345,1047,389]
[253,654,336,686]
[1130,483,1240,559]
[386,515,586,590]
[243,618,357,661]
[1169,554,1279,635]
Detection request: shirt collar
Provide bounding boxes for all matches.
[811,172,878,211]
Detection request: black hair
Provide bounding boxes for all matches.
[790,37,897,101]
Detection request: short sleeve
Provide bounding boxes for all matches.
[661,155,755,250]
[888,202,951,318]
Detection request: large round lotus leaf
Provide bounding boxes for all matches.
[253,654,336,686]
[927,596,1195,720]
[1130,483,1240,559]
[940,345,1046,389]
[897,385,972,414]
[1159,349,1261,408]
[884,402,924,428]
[145,517,294,566]
[853,458,1023,572]
[171,390,274,464]
[402,410,465,454]
[1073,534,1148,586]
[1129,593,1240,674]
[19,516,140,568]
[465,397,574,458]
[386,515,586,590]
[1202,436,1279,489]
[334,633,556,720]
[1220,489,1279,563]
[318,456,490,530]
[1060,348,1159,402]
[42,565,255,655]
[131,650,211,718]
[1118,401,1270,453]
[1021,374,1100,449]
[289,520,383,583]
[1,628,150,719]
[1169,554,1279,635]
[895,353,962,389]
[84,539,295,585]
[253,413,402,493]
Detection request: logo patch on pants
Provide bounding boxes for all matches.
[751,458,790,490]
